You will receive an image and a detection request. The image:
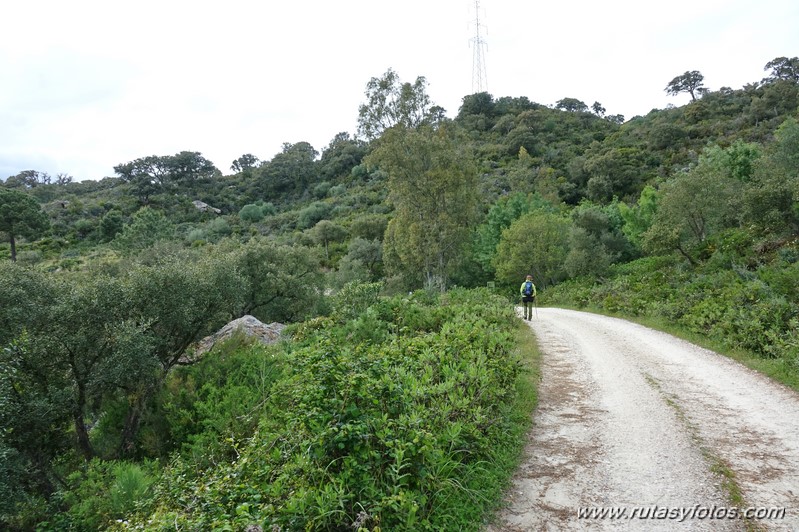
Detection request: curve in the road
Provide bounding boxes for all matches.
[488,307,799,531]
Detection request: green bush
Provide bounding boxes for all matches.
[119,289,526,531]
[48,459,156,531]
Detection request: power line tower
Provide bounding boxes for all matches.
[470,0,488,94]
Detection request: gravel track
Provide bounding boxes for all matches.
[487,308,799,531]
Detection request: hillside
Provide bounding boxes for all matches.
[1,57,798,530]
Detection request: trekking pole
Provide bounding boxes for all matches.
[534,296,538,320]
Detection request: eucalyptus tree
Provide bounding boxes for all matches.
[357,68,445,141]
[367,125,479,291]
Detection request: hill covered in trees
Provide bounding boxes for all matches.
[1,56,798,529]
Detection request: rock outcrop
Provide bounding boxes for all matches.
[187,315,285,361]
[192,200,221,214]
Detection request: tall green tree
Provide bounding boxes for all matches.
[368,125,479,290]
[0,188,49,261]
[555,97,589,113]
[310,220,348,261]
[318,132,367,181]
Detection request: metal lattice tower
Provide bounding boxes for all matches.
[470,0,488,93]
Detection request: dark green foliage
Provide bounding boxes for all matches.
[318,132,367,182]
[114,151,219,204]
[665,70,705,101]
[0,188,50,261]
[255,142,319,199]
[157,338,287,466]
[232,238,323,323]
[565,201,634,277]
[113,207,174,252]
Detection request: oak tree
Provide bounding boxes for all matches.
[0,188,49,261]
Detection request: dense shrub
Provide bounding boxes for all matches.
[118,289,525,531]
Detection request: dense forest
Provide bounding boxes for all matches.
[1,56,798,530]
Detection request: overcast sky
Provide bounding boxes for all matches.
[2,0,797,182]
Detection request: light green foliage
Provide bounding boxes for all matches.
[240,202,277,224]
[330,281,383,322]
[157,339,286,467]
[239,203,266,222]
[113,207,174,252]
[341,237,383,281]
[700,140,761,182]
[312,181,332,199]
[474,192,557,275]
[618,185,659,249]
[493,211,570,288]
[770,116,799,173]
[0,188,50,261]
[739,117,799,235]
[368,125,479,291]
[205,216,232,238]
[53,460,155,530]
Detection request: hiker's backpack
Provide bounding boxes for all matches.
[523,281,534,297]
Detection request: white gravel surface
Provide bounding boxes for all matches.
[487,307,799,531]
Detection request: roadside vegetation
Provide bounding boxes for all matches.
[1,57,798,529]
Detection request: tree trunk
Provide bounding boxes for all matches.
[119,392,149,457]
[9,234,16,262]
[73,383,94,460]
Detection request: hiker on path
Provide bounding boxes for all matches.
[520,275,537,320]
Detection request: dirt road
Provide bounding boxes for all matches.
[488,308,799,531]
